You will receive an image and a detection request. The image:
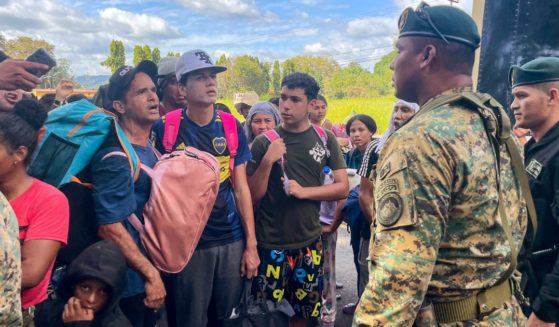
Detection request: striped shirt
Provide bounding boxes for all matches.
[357,137,381,179]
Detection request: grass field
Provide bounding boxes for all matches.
[327,97,396,134]
[219,96,396,134]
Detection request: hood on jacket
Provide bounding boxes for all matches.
[57,240,127,316]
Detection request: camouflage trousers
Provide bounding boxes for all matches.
[353,295,527,326]
[21,306,35,327]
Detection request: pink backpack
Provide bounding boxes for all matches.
[106,146,220,273]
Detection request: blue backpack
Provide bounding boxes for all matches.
[29,99,140,267]
[29,99,140,187]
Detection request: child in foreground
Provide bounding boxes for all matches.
[35,240,131,327]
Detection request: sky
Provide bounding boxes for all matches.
[0,0,473,76]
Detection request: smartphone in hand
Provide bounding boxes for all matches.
[25,48,57,77]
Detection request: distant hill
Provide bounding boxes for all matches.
[75,75,110,89]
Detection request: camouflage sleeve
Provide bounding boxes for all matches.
[0,194,22,326]
[353,133,454,326]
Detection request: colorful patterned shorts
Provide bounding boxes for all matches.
[252,237,324,319]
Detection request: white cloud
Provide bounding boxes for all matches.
[99,8,180,39]
[292,28,319,37]
[297,11,309,19]
[303,16,398,70]
[346,17,397,39]
[0,0,183,74]
[301,0,318,4]
[304,42,327,54]
[175,0,274,19]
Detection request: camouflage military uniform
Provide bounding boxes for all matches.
[353,88,528,326]
[0,192,22,326]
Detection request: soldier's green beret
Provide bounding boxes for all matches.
[397,2,480,49]
[509,57,559,88]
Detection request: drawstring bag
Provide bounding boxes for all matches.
[223,279,295,327]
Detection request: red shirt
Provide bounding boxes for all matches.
[10,178,69,308]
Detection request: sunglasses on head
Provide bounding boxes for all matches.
[404,2,450,45]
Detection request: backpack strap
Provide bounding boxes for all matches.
[261,129,290,188]
[416,90,538,286]
[127,213,145,235]
[101,151,154,179]
[458,91,538,242]
[163,109,183,154]
[218,110,238,185]
[312,124,331,158]
[100,151,154,233]
[113,121,141,182]
[262,129,281,143]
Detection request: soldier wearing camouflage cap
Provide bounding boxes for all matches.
[511,57,559,326]
[354,2,532,325]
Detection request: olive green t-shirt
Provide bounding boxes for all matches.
[247,126,346,250]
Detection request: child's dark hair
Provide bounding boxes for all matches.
[317,94,327,106]
[281,73,320,101]
[215,103,231,113]
[268,97,279,107]
[0,99,48,165]
[345,114,377,136]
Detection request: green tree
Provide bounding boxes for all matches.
[230,55,269,97]
[142,45,152,61]
[4,36,55,59]
[325,63,374,98]
[152,48,161,64]
[133,45,144,66]
[215,55,269,98]
[371,50,396,96]
[281,55,340,90]
[215,54,234,99]
[40,58,73,89]
[0,33,6,51]
[100,40,125,73]
[271,60,281,96]
[282,60,296,78]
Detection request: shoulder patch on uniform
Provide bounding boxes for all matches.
[378,161,391,180]
[377,178,399,194]
[526,159,542,179]
[377,193,403,227]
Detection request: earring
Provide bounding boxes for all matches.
[13,161,18,165]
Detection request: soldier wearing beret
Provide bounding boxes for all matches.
[353,2,530,326]
[511,57,559,326]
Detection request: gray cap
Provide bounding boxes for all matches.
[175,49,227,82]
[158,57,178,77]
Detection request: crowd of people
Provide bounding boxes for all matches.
[0,2,558,327]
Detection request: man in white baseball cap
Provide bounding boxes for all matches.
[153,49,258,326]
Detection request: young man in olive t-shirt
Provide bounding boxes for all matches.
[247,73,348,327]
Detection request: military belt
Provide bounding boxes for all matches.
[432,280,512,323]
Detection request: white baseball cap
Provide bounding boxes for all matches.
[175,49,226,82]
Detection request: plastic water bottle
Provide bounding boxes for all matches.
[320,167,337,326]
[319,166,336,225]
[323,166,334,185]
